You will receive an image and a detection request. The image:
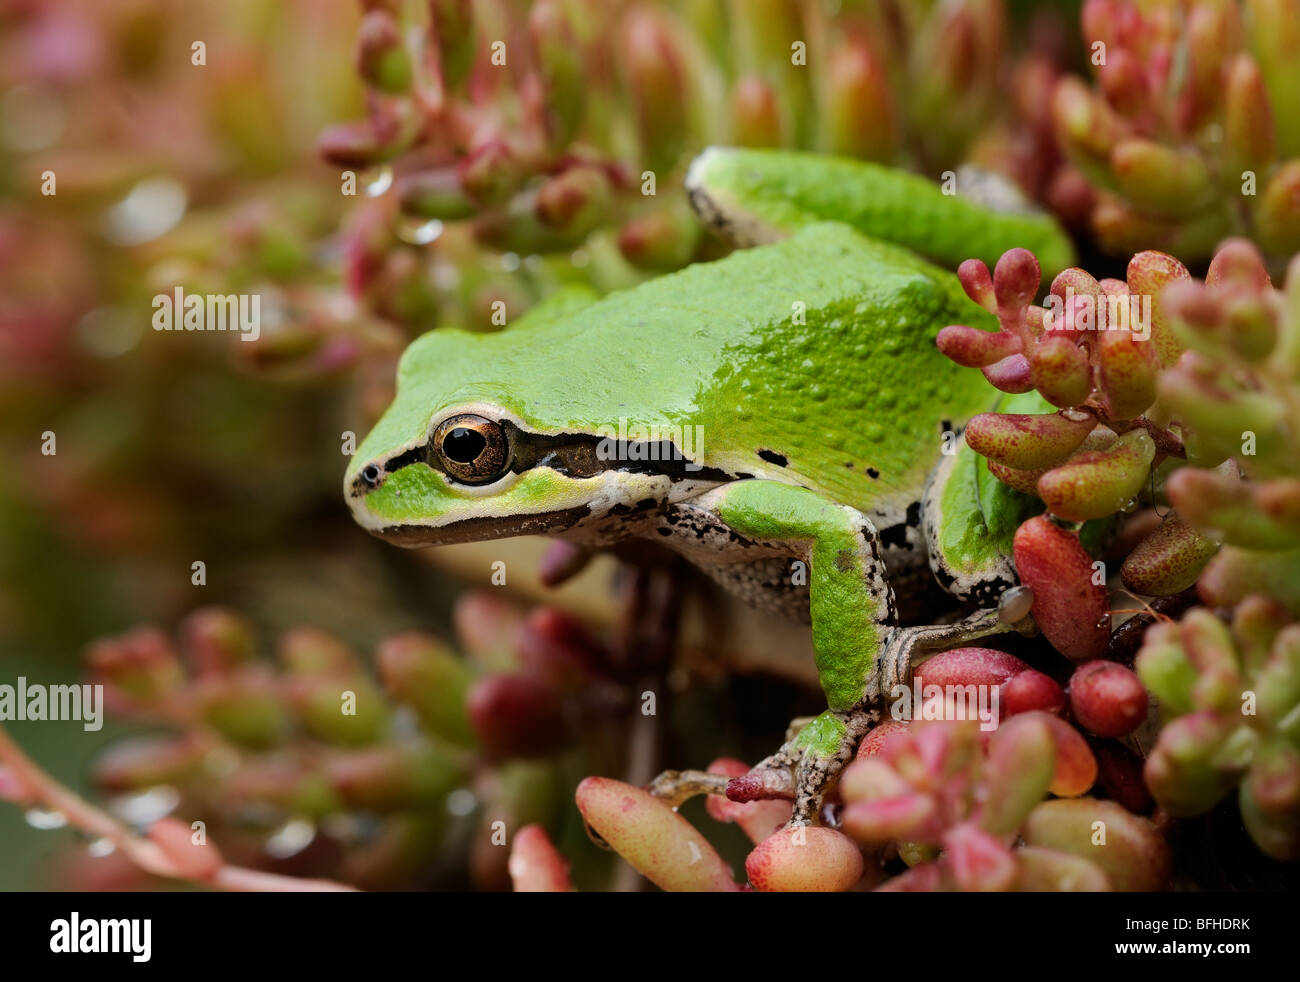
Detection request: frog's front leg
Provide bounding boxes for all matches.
[650,479,1037,826]
[666,479,902,824]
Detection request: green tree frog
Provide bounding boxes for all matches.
[345,148,1070,823]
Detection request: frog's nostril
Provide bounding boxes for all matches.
[361,464,382,487]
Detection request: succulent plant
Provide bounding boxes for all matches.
[324,0,1075,316]
[842,715,1169,891]
[1052,0,1300,262]
[67,592,641,889]
[937,229,1300,863]
[1137,601,1300,859]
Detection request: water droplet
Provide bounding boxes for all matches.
[361,164,393,197]
[102,177,188,246]
[998,585,1035,624]
[499,251,521,273]
[265,817,316,859]
[87,837,116,858]
[1096,613,1112,630]
[107,785,180,827]
[25,808,67,830]
[1120,497,1140,514]
[396,216,443,245]
[446,788,477,817]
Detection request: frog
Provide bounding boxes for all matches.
[344,147,1072,825]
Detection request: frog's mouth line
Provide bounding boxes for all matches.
[369,504,596,547]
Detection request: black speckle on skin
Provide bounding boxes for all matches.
[636,497,657,510]
[736,472,755,480]
[656,528,673,537]
[866,467,880,480]
[906,501,922,528]
[757,449,789,467]
[880,523,910,550]
[845,462,854,469]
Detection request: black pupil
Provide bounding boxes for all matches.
[362,465,380,483]
[444,426,487,463]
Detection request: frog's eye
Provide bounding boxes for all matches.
[432,413,511,484]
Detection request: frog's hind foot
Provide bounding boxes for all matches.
[721,705,881,827]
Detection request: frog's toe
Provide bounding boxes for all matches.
[785,708,879,826]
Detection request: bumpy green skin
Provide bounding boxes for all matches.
[348,222,1000,528]
[688,147,1077,277]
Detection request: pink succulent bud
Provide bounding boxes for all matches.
[452,592,526,668]
[318,120,388,169]
[355,9,412,94]
[993,248,1042,318]
[1110,140,1211,218]
[514,607,609,689]
[575,777,738,891]
[935,324,1022,368]
[730,75,785,148]
[704,758,791,843]
[957,258,997,313]
[617,207,701,271]
[277,626,360,677]
[84,626,184,705]
[1067,661,1148,737]
[943,822,1017,892]
[745,826,864,892]
[1096,327,1158,419]
[1036,428,1155,521]
[824,36,896,162]
[376,632,474,745]
[981,353,1036,393]
[981,713,1057,835]
[458,140,525,205]
[1027,334,1092,407]
[1143,710,1242,816]
[964,410,1096,471]
[534,164,614,237]
[1207,237,1272,291]
[855,719,910,759]
[1013,516,1110,662]
[913,647,1029,690]
[841,791,937,844]
[1223,54,1277,177]
[466,673,566,759]
[179,607,256,677]
[1126,250,1190,368]
[1002,670,1066,717]
[1120,511,1220,595]
[509,825,575,892]
[1022,798,1171,890]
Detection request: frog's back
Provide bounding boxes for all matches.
[402,222,998,517]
